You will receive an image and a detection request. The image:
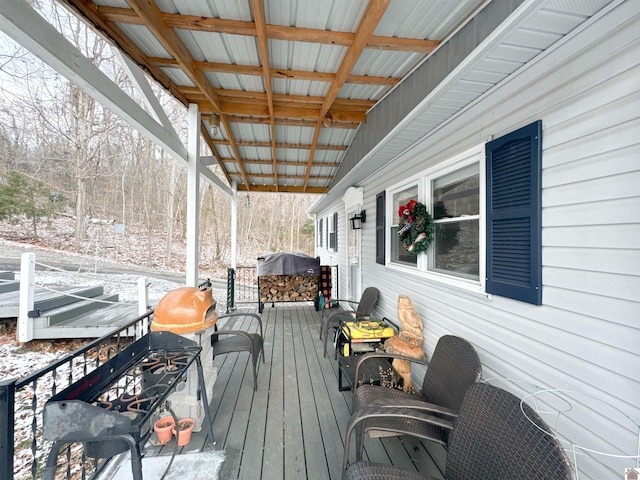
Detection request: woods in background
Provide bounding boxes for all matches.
[0,1,316,273]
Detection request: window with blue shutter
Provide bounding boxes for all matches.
[485,120,542,305]
[376,191,385,265]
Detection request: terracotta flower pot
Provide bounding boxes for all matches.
[172,418,195,446]
[154,416,175,444]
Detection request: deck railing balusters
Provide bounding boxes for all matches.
[229,266,258,309]
[29,378,38,480]
[4,311,152,479]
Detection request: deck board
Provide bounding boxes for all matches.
[137,304,444,480]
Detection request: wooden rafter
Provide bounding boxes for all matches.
[56,0,452,194]
[125,0,251,190]
[236,185,327,194]
[195,102,366,123]
[228,116,360,129]
[224,159,340,168]
[181,87,376,110]
[98,6,440,53]
[213,140,347,151]
[58,0,187,105]
[234,173,333,180]
[303,0,390,191]
[147,57,400,87]
[251,0,279,191]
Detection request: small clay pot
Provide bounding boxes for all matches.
[172,418,195,446]
[154,416,175,444]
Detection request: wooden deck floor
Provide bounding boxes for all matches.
[147,303,444,480]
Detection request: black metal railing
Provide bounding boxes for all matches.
[226,266,259,312]
[225,265,340,314]
[1,312,152,480]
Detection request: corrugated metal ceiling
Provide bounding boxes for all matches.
[57,0,485,193]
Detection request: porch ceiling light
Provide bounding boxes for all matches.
[350,210,366,230]
[208,113,220,136]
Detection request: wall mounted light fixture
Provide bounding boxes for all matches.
[349,211,366,230]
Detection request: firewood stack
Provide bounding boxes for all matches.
[259,274,319,303]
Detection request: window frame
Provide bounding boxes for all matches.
[385,144,486,294]
[329,212,338,251]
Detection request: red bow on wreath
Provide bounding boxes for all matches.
[398,199,418,221]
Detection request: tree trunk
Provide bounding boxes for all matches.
[165,159,177,265]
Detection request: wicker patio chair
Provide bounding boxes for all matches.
[350,335,481,460]
[319,286,379,358]
[211,312,265,391]
[343,382,574,480]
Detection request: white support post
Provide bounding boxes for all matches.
[137,276,149,338]
[17,252,35,343]
[231,182,238,270]
[186,103,201,287]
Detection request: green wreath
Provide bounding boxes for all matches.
[397,200,434,255]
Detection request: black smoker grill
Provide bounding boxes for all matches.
[42,331,214,480]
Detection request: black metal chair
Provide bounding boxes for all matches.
[350,335,482,460]
[319,286,379,358]
[343,382,574,480]
[211,312,264,391]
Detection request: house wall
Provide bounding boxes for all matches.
[315,210,348,300]
[317,2,639,479]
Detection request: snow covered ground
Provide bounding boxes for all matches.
[0,235,228,480]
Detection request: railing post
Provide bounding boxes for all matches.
[137,277,149,339]
[18,252,35,342]
[226,267,235,313]
[0,378,16,480]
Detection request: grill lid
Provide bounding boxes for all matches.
[151,286,218,334]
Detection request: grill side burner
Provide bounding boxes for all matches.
[42,331,215,480]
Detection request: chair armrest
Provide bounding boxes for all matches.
[211,329,256,341]
[369,398,458,418]
[325,298,358,308]
[342,406,453,469]
[354,352,429,388]
[217,312,263,337]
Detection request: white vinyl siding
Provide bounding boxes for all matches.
[354,3,640,479]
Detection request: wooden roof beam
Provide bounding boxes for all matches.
[125,0,251,190]
[148,57,399,86]
[214,140,346,151]
[304,0,389,191]
[251,0,279,191]
[228,116,359,129]
[233,173,333,180]
[99,6,440,53]
[57,1,187,105]
[192,101,366,123]
[182,87,376,109]
[224,159,341,168]
[235,185,327,194]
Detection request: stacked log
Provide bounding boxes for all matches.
[259,275,318,303]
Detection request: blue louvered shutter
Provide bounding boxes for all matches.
[486,121,542,305]
[376,191,385,265]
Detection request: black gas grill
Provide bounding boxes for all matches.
[42,331,214,480]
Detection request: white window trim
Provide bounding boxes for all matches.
[385,144,487,296]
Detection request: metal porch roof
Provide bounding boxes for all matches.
[56,0,485,193]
